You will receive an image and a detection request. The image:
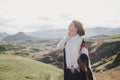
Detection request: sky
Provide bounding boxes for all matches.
[0,0,120,34]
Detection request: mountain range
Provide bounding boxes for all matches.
[28,29,67,38]
[0,27,120,41]
[29,27,120,38]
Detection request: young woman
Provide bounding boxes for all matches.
[57,20,94,80]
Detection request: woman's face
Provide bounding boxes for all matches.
[68,22,77,32]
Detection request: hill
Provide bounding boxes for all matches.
[0,55,62,80]
[89,36,120,72]
[28,27,120,38]
[2,32,35,42]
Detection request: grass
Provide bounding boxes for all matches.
[0,54,63,80]
[94,66,120,80]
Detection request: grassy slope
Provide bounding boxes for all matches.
[0,55,62,80]
[94,66,120,80]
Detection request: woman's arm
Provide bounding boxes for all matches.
[57,35,70,50]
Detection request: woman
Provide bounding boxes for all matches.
[57,20,94,80]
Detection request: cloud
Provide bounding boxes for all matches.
[0,16,25,34]
[0,0,120,34]
[37,16,53,21]
[104,20,120,27]
[26,23,64,32]
[0,17,12,26]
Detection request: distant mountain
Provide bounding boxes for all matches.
[29,29,67,38]
[2,32,34,42]
[0,32,9,40]
[2,27,120,41]
[86,27,120,37]
[29,27,120,38]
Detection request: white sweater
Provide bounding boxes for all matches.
[57,34,83,69]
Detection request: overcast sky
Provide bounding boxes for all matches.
[0,0,120,34]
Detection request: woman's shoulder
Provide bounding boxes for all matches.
[73,35,82,46]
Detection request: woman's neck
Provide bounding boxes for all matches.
[71,31,77,37]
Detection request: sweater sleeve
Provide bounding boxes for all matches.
[57,35,70,50]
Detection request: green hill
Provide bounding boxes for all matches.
[0,55,62,80]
